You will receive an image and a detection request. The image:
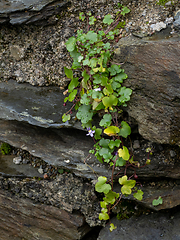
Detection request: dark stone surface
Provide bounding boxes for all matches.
[98,211,180,240]
[0,0,69,25]
[114,36,180,146]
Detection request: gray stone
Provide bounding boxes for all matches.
[0,0,69,25]
[98,212,180,240]
[150,21,166,31]
[0,80,82,129]
[12,156,22,164]
[114,36,180,146]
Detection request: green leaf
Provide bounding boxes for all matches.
[99,147,109,157]
[119,121,131,138]
[92,127,102,140]
[80,93,91,105]
[152,196,163,206]
[103,190,119,204]
[76,105,93,124]
[114,72,127,82]
[66,36,76,52]
[68,77,79,92]
[110,223,117,232]
[104,126,120,136]
[119,175,136,195]
[69,89,77,102]
[99,209,109,220]
[108,64,121,76]
[64,67,73,79]
[102,95,118,109]
[70,49,82,69]
[89,16,96,25]
[62,113,70,122]
[115,157,126,167]
[108,139,121,149]
[95,176,111,194]
[118,87,132,104]
[133,190,144,201]
[86,31,98,43]
[121,6,130,16]
[99,138,110,148]
[99,114,112,127]
[103,14,114,25]
[79,12,85,21]
[118,146,130,160]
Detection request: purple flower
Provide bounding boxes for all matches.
[86,127,95,137]
[94,87,101,92]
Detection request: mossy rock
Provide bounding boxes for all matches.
[0,142,12,155]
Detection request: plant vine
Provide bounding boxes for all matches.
[62,5,158,231]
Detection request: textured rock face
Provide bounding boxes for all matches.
[98,212,180,240]
[0,189,90,240]
[114,36,180,146]
[0,0,69,25]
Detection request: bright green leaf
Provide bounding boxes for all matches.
[119,175,136,195]
[69,89,77,102]
[110,223,117,232]
[99,114,112,127]
[76,105,93,124]
[102,95,118,109]
[68,77,79,92]
[86,31,98,43]
[80,93,90,105]
[152,196,163,206]
[121,6,130,16]
[62,113,70,122]
[108,139,121,149]
[103,190,119,204]
[95,176,111,194]
[133,190,144,201]
[104,126,120,136]
[118,87,132,104]
[118,146,130,160]
[89,16,96,25]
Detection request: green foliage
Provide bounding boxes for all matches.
[0,142,11,155]
[152,196,163,206]
[156,0,171,6]
[62,6,150,231]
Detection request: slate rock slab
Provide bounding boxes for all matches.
[0,80,82,129]
[0,189,90,240]
[114,36,180,146]
[0,0,69,25]
[98,211,180,240]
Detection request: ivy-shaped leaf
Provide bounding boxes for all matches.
[76,105,93,124]
[108,64,121,76]
[133,190,144,201]
[99,114,112,127]
[99,209,109,220]
[103,190,119,204]
[79,12,85,21]
[118,146,130,160]
[114,72,127,83]
[95,176,111,194]
[110,223,117,232]
[119,175,136,195]
[118,87,132,104]
[108,139,121,149]
[152,196,163,206]
[69,89,77,102]
[121,6,130,16]
[102,95,118,109]
[104,126,120,136]
[92,127,102,140]
[80,93,90,105]
[86,31,98,43]
[66,36,76,52]
[119,121,131,138]
[89,16,96,25]
[62,113,70,122]
[99,138,110,148]
[103,14,114,25]
[115,157,126,167]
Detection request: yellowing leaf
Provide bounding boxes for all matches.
[118,146,130,160]
[104,126,120,136]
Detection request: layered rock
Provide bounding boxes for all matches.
[0,189,90,240]
[114,36,180,146]
[0,0,69,25]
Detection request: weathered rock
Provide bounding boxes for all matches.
[0,173,101,227]
[98,211,180,240]
[0,0,69,25]
[0,154,43,178]
[114,36,180,146]
[0,189,90,240]
[0,80,81,129]
[0,120,180,181]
